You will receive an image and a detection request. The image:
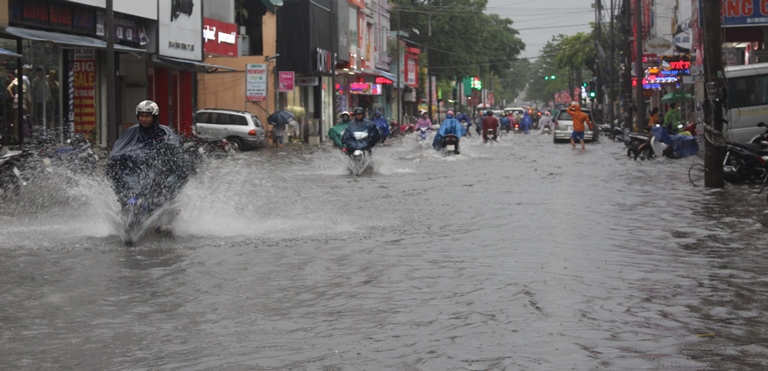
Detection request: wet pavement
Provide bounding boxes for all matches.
[2,131,768,370]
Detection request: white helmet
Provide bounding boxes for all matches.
[340,111,350,117]
[419,109,427,115]
[136,100,159,116]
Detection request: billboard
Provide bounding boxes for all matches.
[203,17,237,56]
[158,0,202,60]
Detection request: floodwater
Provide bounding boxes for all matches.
[2,131,768,370]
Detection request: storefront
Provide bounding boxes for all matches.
[276,0,335,143]
[0,0,149,146]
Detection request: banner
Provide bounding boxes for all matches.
[246,63,267,102]
[73,49,96,134]
[279,71,294,92]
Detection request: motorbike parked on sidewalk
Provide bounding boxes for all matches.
[183,134,230,159]
[0,146,31,199]
[722,140,768,183]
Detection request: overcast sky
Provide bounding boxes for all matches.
[485,0,598,61]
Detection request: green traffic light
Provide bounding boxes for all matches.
[550,75,556,80]
[589,91,596,98]
[582,81,588,87]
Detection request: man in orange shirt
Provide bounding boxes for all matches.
[568,102,593,150]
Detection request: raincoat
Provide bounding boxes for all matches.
[107,122,195,204]
[328,120,350,149]
[521,112,533,134]
[567,104,593,132]
[372,111,390,140]
[416,116,432,130]
[342,118,381,151]
[433,115,466,150]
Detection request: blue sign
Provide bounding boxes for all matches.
[722,0,768,27]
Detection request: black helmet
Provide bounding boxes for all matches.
[353,107,364,115]
[486,110,493,116]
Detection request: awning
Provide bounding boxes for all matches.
[0,47,22,58]
[260,0,284,12]
[375,69,404,88]
[155,56,238,72]
[2,26,147,53]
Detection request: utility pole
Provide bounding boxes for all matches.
[702,0,726,188]
[633,0,645,130]
[621,0,632,134]
[608,0,615,134]
[594,0,603,135]
[106,0,117,147]
[396,3,402,126]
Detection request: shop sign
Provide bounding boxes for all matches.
[349,83,382,95]
[673,32,691,50]
[73,49,97,135]
[316,48,334,74]
[246,64,267,101]
[643,36,673,55]
[203,18,238,56]
[375,76,393,85]
[296,76,319,86]
[279,71,295,92]
[722,0,768,26]
[159,0,202,60]
[97,13,143,44]
[660,55,691,76]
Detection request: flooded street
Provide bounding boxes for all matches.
[2,132,768,370]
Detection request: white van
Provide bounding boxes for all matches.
[724,62,768,143]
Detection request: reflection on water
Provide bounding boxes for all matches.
[1,134,767,369]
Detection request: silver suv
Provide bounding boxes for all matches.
[194,109,266,151]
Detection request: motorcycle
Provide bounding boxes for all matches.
[416,126,430,141]
[628,125,699,160]
[108,143,196,245]
[35,133,100,174]
[748,121,768,144]
[183,134,230,159]
[460,120,471,137]
[0,147,31,199]
[483,128,498,143]
[442,134,460,155]
[347,131,373,176]
[722,140,768,183]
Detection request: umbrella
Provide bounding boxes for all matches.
[477,103,490,109]
[661,91,693,103]
[267,110,296,128]
[0,47,21,58]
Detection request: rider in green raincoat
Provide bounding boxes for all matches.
[328,111,351,149]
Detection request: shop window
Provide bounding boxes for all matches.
[0,38,61,143]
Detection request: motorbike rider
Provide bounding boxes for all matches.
[433,110,467,153]
[107,100,194,205]
[539,111,554,133]
[372,109,390,144]
[415,110,432,130]
[481,110,499,142]
[499,112,511,133]
[328,111,351,149]
[342,107,380,155]
[521,110,533,134]
[456,111,472,135]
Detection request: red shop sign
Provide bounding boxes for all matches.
[203,18,238,57]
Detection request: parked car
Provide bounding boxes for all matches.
[194,109,266,151]
[553,108,596,143]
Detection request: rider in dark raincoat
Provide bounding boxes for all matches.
[371,109,390,144]
[342,107,381,154]
[107,100,195,205]
[433,110,467,152]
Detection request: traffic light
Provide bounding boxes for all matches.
[588,81,596,100]
[544,75,556,80]
[582,81,588,87]
[452,88,457,100]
